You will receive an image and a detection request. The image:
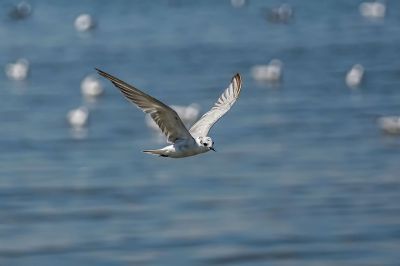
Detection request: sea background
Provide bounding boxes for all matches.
[1,0,400,265]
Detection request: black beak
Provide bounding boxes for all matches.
[210,147,216,152]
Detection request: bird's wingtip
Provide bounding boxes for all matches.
[232,73,242,91]
[233,73,241,82]
[95,68,108,78]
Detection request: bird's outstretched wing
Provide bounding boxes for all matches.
[96,68,194,143]
[189,73,242,138]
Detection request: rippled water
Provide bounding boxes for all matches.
[1,1,400,265]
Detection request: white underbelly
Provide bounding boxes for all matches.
[168,146,208,158]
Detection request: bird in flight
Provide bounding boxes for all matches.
[96,68,242,158]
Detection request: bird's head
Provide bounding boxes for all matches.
[197,136,215,152]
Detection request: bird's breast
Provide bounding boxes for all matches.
[168,143,208,158]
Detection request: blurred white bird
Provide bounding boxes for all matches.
[81,75,104,99]
[359,1,386,19]
[230,0,247,8]
[9,1,32,20]
[251,59,283,83]
[145,103,201,132]
[74,13,96,32]
[378,116,400,134]
[5,58,30,81]
[265,4,294,24]
[346,64,364,88]
[67,107,89,129]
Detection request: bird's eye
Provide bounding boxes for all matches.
[204,143,208,147]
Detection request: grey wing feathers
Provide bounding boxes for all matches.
[96,68,193,143]
[189,73,242,138]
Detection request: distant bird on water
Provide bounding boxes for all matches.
[378,116,400,135]
[251,59,283,84]
[67,106,89,129]
[346,64,364,88]
[81,74,104,99]
[74,13,96,32]
[8,1,32,20]
[359,1,386,19]
[264,4,294,24]
[96,69,242,158]
[5,58,30,81]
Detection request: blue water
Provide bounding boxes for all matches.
[1,0,400,265]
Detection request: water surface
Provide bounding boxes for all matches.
[1,1,400,265]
